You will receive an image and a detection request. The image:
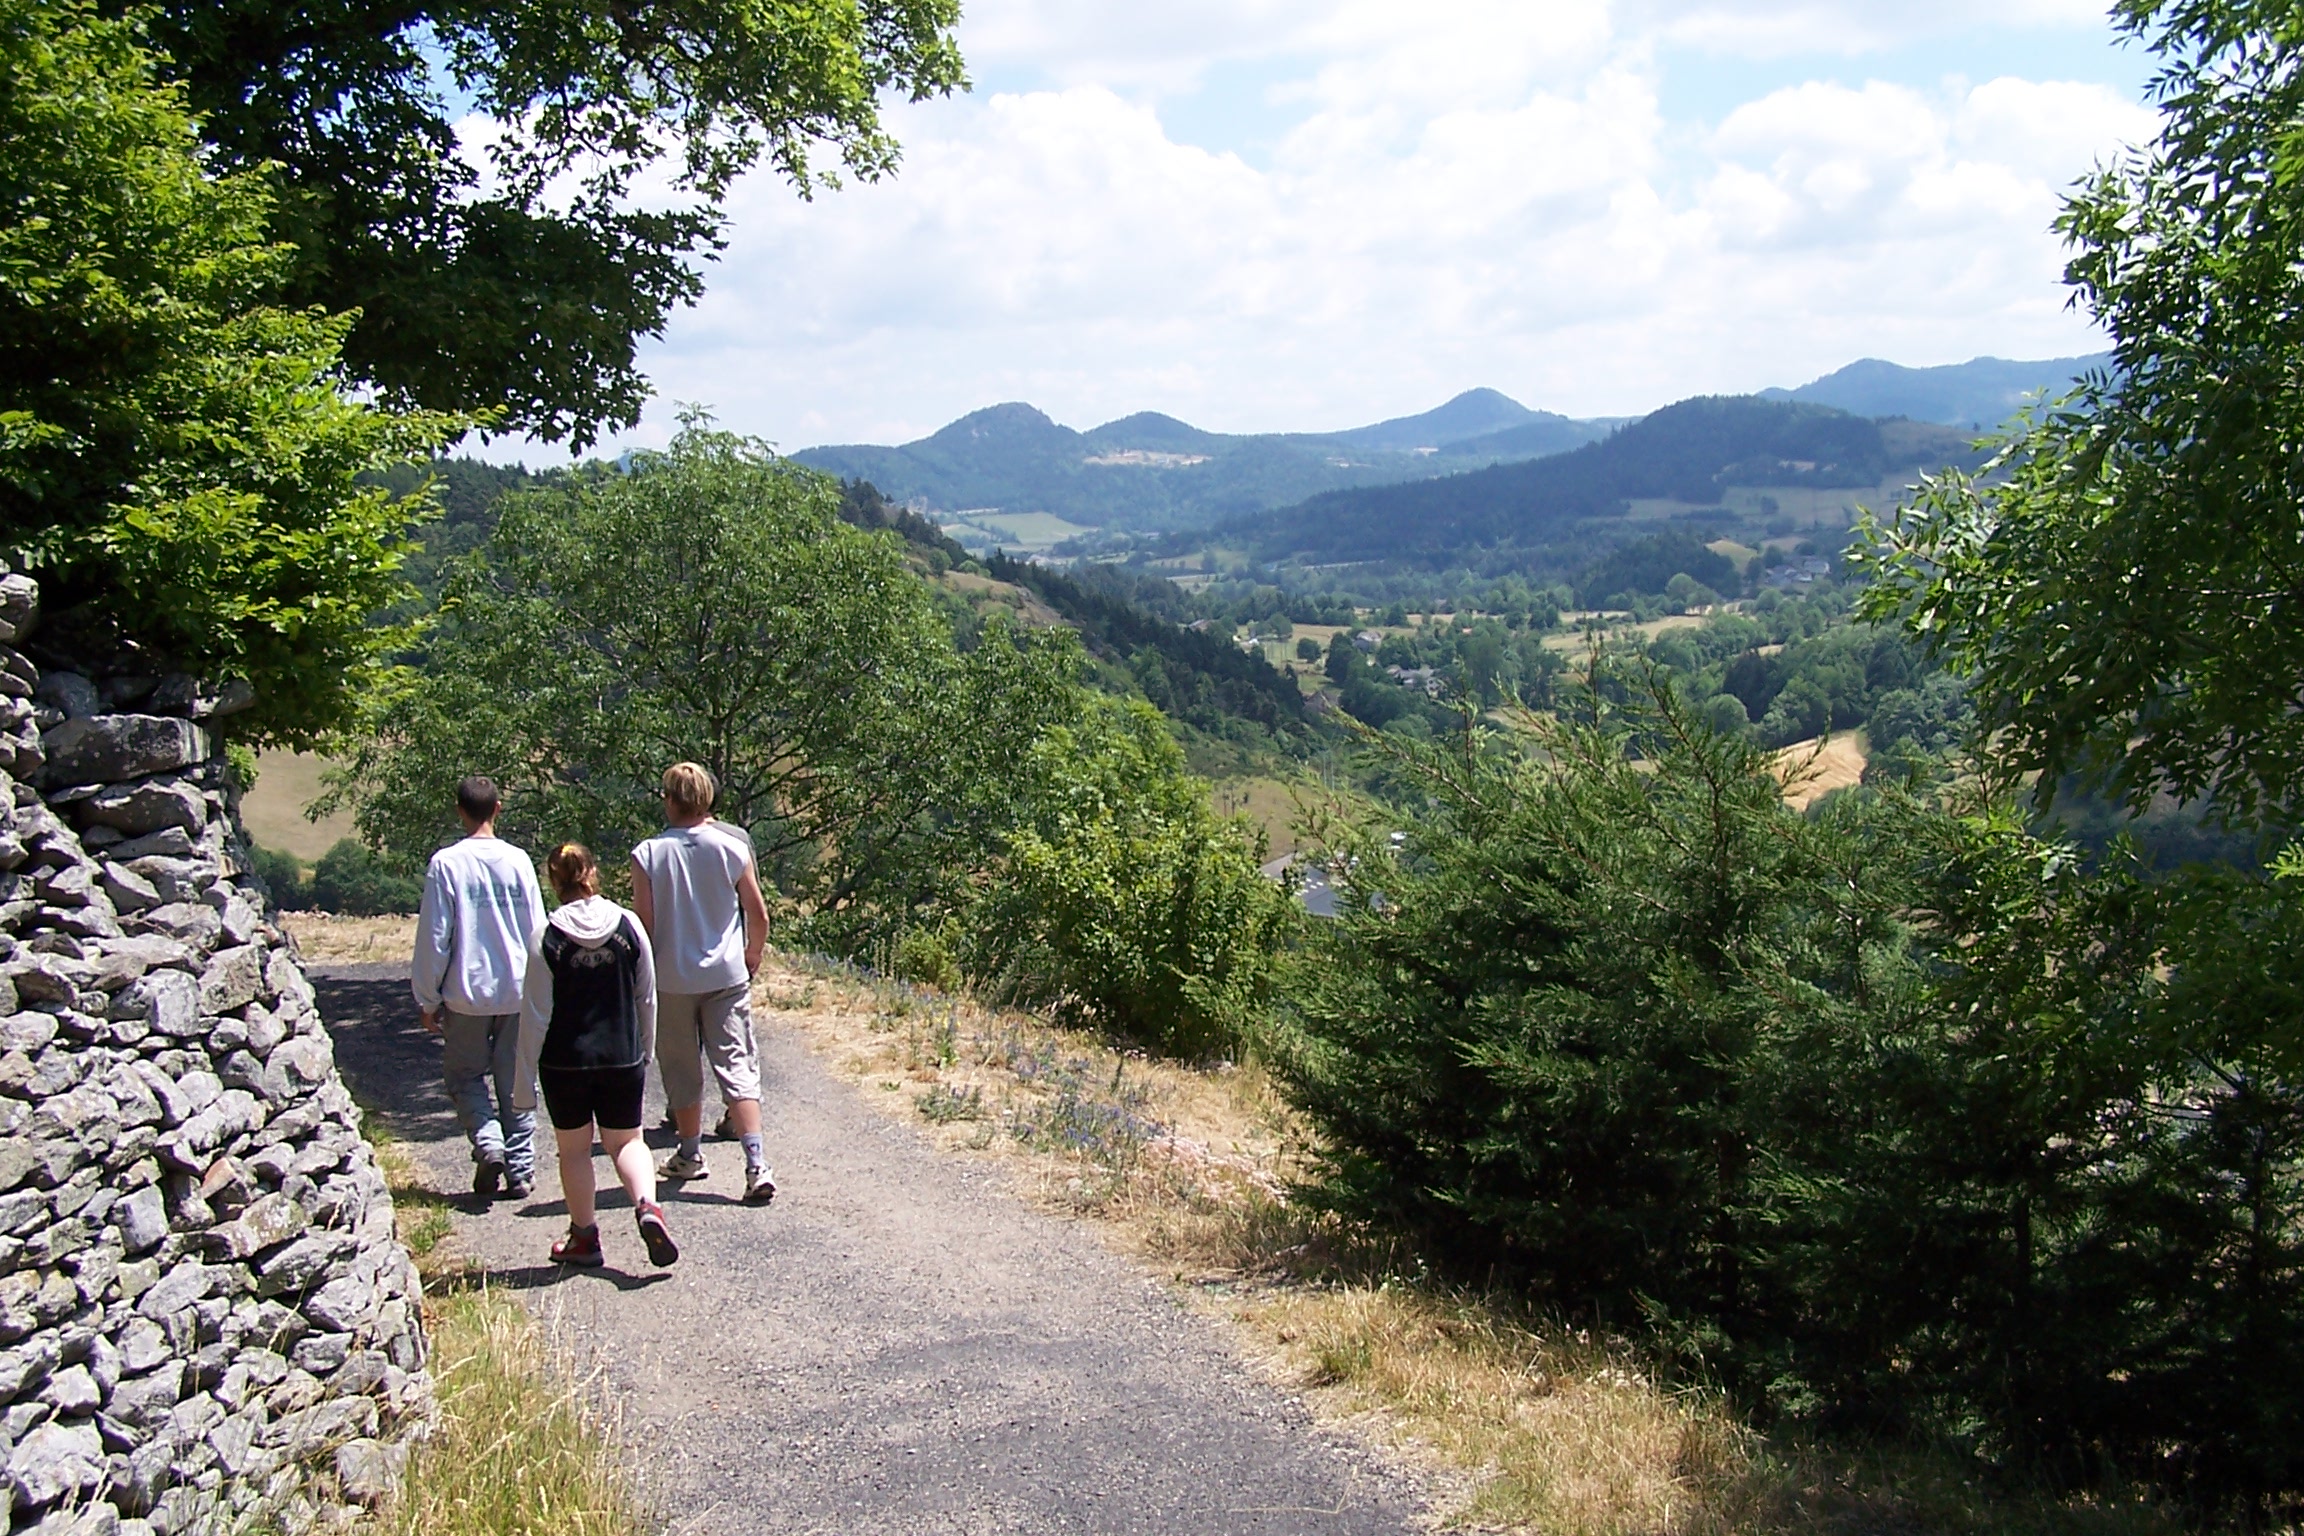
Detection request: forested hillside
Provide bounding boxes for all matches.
[1201,395,1979,568]
[791,390,1609,532]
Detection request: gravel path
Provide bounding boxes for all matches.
[311,964,1427,1536]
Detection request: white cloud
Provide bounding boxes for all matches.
[497,0,2163,460]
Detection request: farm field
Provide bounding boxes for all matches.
[241,752,356,859]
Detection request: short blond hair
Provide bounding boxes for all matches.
[661,761,716,817]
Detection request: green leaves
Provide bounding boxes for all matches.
[339,422,1078,927]
[138,0,966,443]
[0,0,454,742]
[1858,2,2304,829]
[966,698,1295,1058]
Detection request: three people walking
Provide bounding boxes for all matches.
[410,760,777,1270]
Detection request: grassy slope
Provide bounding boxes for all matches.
[242,751,356,859]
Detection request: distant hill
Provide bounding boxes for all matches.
[1762,354,2110,428]
[790,391,1609,536]
[1204,396,1981,569]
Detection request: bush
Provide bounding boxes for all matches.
[1270,680,2304,1508]
[246,842,312,909]
[309,839,421,915]
[966,699,1294,1058]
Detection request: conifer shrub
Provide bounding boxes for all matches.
[1269,681,2304,1513]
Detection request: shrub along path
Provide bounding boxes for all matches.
[310,961,1425,1536]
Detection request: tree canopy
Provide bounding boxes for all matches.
[0,0,451,742]
[126,0,965,445]
[1860,0,2304,828]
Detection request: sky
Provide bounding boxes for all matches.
[499,0,2165,458]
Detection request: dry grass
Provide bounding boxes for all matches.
[354,1067,643,1536]
[282,912,417,965]
[1770,731,1868,812]
[382,1290,645,1536]
[240,751,358,859]
[768,956,2179,1536]
[757,955,1296,1231]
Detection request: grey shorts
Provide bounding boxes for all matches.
[657,984,761,1107]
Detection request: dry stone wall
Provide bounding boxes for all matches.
[0,572,431,1536]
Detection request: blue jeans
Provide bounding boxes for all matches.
[441,1010,534,1182]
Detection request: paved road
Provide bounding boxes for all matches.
[311,964,1427,1536]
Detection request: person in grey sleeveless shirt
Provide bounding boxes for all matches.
[630,761,777,1204]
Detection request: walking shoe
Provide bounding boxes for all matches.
[658,1150,708,1181]
[505,1175,534,1201]
[549,1223,603,1267]
[714,1112,738,1141]
[472,1155,504,1199]
[635,1201,679,1267]
[743,1165,777,1206]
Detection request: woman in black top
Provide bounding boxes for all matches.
[515,843,677,1267]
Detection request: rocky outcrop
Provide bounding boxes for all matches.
[0,576,430,1536]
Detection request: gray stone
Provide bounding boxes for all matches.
[286,1333,348,1376]
[0,574,38,645]
[106,827,193,863]
[196,947,261,1015]
[40,1365,97,1416]
[97,934,192,973]
[265,953,313,1021]
[40,717,208,788]
[253,1236,341,1298]
[99,865,162,911]
[31,860,98,908]
[5,1418,102,1510]
[115,972,197,1039]
[77,781,203,839]
[200,1193,304,1262]
[0,1010,56,1055]
[241,1005,285,1058]
[125,902,218,949]
[263,1394,372,1458]
[134,1261,213,1322]
[31,675,97,721]
[117,1319,169,1375]
[107,1367,181,1433]
[172,1070,220,1117]
[115,1187,166,1256]
[332,1436,406,1504]
[327,1351,387,1396]
[111,1262,157,1304]
[262,1037,332,1100]
[298,1277,372,1335]
[4,956,80,1005]
[25,1505,122,1536]
[125,1063,186,1129]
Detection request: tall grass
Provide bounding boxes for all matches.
[384,1291,643,1536]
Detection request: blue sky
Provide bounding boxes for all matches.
[496,0,2165,458]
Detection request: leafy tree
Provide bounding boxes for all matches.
[0,0,453,742]
[965,699,1294,1058]
[1858,0,2304,828]
[129,0,966,444]
[334,423,1079,938]
[309,838,422,915]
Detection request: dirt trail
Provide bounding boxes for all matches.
[312,963,1426,1536]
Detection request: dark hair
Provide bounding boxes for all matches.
[546,843,599,901]
[455,775,501,822]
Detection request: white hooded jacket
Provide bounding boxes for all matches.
[513,895,657,1112]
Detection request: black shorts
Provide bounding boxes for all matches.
[537,1064,646,1132]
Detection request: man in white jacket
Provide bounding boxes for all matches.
[413,776,546,1199]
